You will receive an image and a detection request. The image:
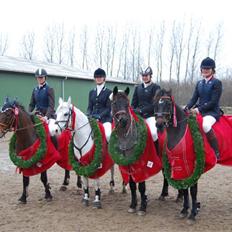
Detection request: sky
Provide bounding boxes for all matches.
[1,0,232,68]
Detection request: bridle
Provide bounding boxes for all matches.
[0,107,18,137]
[55,106,73,132]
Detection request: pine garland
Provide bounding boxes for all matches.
[163,115,205,189]
[9,116,47,169]
[68,119,102,177]
[108,114,147,166]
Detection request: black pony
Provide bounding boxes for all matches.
[154,89,200,222]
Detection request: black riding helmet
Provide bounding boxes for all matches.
[35,68,48,78]
[200,57,216,69]
[94,68,106,78]
[140,66,153,76]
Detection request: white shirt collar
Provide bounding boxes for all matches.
[143,81,153,88]
[96,83,105,96]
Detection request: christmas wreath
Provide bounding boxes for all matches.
[69,119,102,177]
[9,116,47,169]
[108,114,147,166]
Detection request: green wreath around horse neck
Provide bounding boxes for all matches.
[9,116,47,169]
[69,119,103,177]
[108,114,147,166]
[163,115,205,190]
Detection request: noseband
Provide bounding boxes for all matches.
[55,107,73,131]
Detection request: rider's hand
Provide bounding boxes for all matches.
[42,116,48,123]
[190,108,199,115]
[92,114,101,120]
[134,108,143,115]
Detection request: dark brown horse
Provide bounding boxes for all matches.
[110,87,163,216]
[0,99,59,203]
[154,89,200,222]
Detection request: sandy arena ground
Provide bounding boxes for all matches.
[0,133,232,232]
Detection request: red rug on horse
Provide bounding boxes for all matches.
[119,109,162,184]
[165,114,232,180]
[18,120,60,176]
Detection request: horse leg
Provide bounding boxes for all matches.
[159,170,169,201]
[137,181,147,216]
[93,178,102,209]
[77,175,82,189]
[18,175,29,204]
[128,177,137,213]
[109,165,115,194]
[82,177,89,206]
[179,188,189,218]
[188,183,200,222]
[122,181,127,194]
[176,189,184,203]
[60,169,70,191]
[41,171,52,201]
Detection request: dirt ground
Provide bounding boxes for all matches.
[1,133,232,232]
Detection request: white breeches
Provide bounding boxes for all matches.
[145,116,158,141]
[103,122,112,142]
[202,115,216,133]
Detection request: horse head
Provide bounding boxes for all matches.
[0,98,29,137]
[153,88,175,128]
[111,86,130,129]
[53,96,73,135]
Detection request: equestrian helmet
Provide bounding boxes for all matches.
[94,68,106,78]
[35,68,47,78]
[200,57,216,69]
[140,66,153,76]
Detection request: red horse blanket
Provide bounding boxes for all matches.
[166,114,232,180]
[18,121,61,176]
[56,130,73,170]
[75,122,114,179]
[119,111,162,184]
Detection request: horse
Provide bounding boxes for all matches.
[153,89,207,222]
[0,99,60,203]
[109,87,162,216]
[52,97,114,208]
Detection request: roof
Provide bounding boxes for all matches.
[0,55,135,84]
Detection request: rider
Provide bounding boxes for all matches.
[28,68,55,120]
[185,57,222,160]
[131,66,161,153]
[87,68,112,142]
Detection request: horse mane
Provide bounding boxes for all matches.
[153,88,172,104]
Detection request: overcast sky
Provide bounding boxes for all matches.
[1,0,232,67]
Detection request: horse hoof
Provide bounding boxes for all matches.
[127,207,136,213]
[93,201,102,209]
[121,188,127,194]
[18,195,27,204]
[176,196,183,203]
[187,215,196,225]
[82,199,89,207]
[59,185,67,191]
[158,195,166,201]
[179,209,188,219]
[108,189,114,194]
[137,210,146,216]
[45,195,53,202]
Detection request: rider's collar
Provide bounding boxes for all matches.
[204,75,213,83]
[38,82,47,89]
[143,81,153,88]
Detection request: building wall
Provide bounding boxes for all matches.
[0,71,135,113]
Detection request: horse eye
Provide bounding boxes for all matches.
[64,113,69,117]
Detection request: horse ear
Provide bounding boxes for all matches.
[125,87,130,96]
[67,96,72,105]
[58,97,63,105]
[113,86,118,96]
[4,96,9,103]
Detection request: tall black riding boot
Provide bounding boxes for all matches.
[206,129,220,160]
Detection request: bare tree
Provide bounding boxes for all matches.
[95,25,105,67]
[67,29,76,67]
[20,31,35,60]
[79,26,89,70]
[188,22,201,82]
[169,21,177,82]
[155,22,165,82]
[213,23,223,63]
[55,23,66,64]
[44,26,56,63]
[0,33,8,56]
